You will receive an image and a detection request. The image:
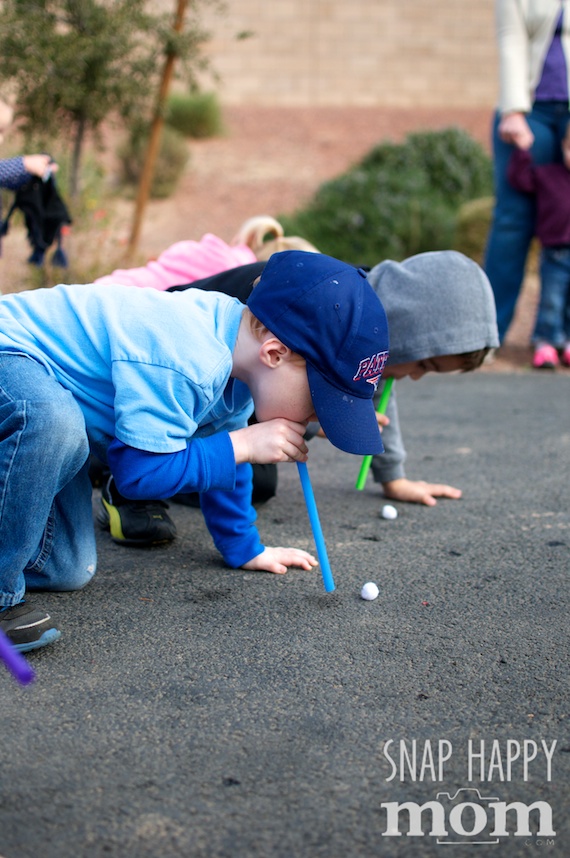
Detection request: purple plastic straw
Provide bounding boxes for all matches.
[0,628,35,685]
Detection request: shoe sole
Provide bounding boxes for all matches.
[13,628,61,653]
[110,535,174,546]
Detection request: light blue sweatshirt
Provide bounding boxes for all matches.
[0,282,262,566]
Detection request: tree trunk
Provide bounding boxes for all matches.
[70,116,86,202]
[126,0,188,259]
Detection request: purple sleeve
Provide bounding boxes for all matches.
[0,157,30,190]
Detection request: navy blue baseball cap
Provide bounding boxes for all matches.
[247,250,389,455]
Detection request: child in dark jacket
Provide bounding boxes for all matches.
[0,155,56,256]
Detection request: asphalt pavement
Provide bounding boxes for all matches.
[1,372,569,858]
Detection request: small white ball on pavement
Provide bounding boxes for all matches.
[381,504,398,520]
[360,582,379,601]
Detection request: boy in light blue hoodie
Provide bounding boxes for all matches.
[0,251,389,653]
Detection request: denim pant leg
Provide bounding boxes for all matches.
[484,104,570,342]
[24,458,97,593]
[0,353,96,606]
[484,112,537,341]
[535,248,570,346]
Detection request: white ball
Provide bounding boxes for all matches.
[360,582,379,601]
[381,504,398,520]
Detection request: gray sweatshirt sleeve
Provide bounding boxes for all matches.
[370,383,407,485]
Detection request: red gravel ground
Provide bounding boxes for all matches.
[2,106,565,373]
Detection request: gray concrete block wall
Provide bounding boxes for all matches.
[199,0,498,107]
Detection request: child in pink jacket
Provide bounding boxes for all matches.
[94,216,318,290]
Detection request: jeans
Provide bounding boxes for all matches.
[484,101,570,342]
[0,353,97,607]
[535,247,570,346]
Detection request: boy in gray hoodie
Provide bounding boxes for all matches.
[366,249,499,505]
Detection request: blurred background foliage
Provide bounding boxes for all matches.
[280,127,493,266]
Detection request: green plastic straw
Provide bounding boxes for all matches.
[355,377,394,490]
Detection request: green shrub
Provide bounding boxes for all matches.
[165,91,223,139]
[280,127,493,267]
[119,121,190,199]
[453,196,494,265]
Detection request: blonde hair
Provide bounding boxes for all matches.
[232,215,320,261]
[243,306,306,365]
[243,306,270,341]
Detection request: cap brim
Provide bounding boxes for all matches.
[307,364,384,456]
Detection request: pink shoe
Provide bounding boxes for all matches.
[532,343,559,369]
[561,345,570,367]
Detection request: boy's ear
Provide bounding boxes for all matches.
[259,336,291,368]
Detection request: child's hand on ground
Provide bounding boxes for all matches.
[382,477,462,507]
[230,418,309,464]
[242,546,318,575]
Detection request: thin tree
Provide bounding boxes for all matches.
[127,0,188,258]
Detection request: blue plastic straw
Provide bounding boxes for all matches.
[297,461,335,592]
[0,628,35,685]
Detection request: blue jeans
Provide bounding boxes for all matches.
[484,101,570,342]
[0,353,97,607]
[535,247,570,346]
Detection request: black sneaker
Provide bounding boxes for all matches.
[0,602,61,653]
[98,476,177,546]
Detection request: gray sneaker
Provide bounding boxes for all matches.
[0,602,61,652]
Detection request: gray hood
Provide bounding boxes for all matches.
[366,251,499,366]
